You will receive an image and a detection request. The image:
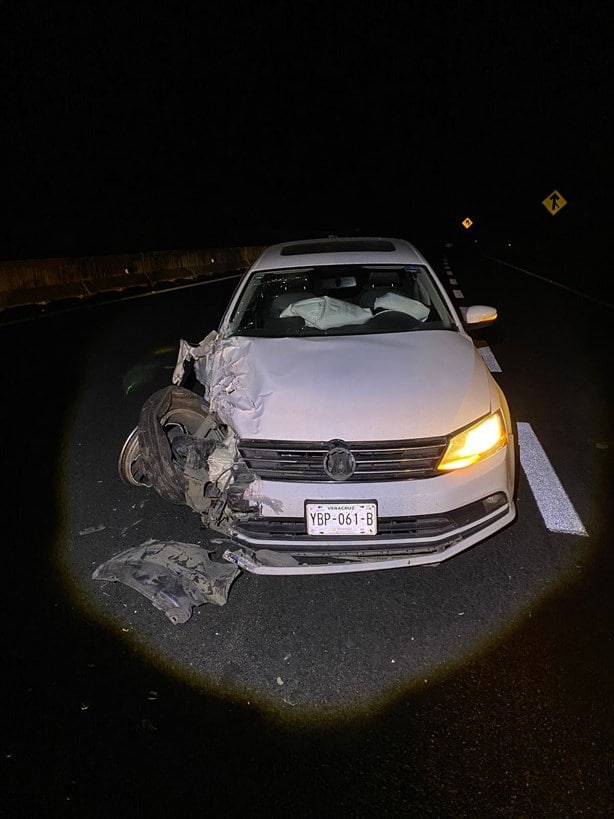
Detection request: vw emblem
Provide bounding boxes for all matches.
[323,443,356,481]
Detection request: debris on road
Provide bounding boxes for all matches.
[79,524,106,536]
[92,539,240,624]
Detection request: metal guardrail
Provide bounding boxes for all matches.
[0,245,266,311]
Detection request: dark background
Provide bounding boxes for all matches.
[2,2,612,264]
[1,4,613,817]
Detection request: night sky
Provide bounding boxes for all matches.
[2,2,612,258]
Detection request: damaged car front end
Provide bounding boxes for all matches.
[113,237,516,586]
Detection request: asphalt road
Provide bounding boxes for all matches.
[2,245,612,816]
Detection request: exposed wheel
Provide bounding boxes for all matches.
[137,386,223,504]
[118,426,152,488]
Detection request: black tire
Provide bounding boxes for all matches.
[137,386,221,504]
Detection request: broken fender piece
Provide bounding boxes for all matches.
[207,434,238,491]
[93,539,240,624]
[172,331,218,386]
[222,547,416,575]
[206,337,271,431]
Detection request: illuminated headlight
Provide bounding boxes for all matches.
[437,411,507,471]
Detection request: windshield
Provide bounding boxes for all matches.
[225,264,456,338]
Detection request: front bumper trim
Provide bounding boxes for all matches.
[222,502,515,574]
[223,547,419,575]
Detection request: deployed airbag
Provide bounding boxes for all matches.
[373,292,430,321]
[280,296,372,329]
[92,539,240,624]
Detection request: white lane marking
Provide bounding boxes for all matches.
[440,260,588,537]
[517,423,588,536]
[478,345,502,372]
[486,256,614,311]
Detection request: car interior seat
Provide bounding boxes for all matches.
[358,269,403,309]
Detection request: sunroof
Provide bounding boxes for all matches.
[280,239,396,256]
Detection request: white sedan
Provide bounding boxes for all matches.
[120,237,516,576]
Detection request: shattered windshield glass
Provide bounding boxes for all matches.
[226,264,456,338]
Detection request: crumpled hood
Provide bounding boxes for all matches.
[206,331,492,441]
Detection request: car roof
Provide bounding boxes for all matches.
[249,237,427,271]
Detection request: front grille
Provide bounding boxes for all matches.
[238,514,455,539]
[234,495,509,545]
[238,437,448,482]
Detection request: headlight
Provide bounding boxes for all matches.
[437,411,507,471]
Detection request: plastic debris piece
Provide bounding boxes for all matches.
[92,539,240,624]
[79,524,106,536]
[207,434,238,490]
[172,332,218,386]
[254,549,299,568]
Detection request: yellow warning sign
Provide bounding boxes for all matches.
[462,217,473,229]
[542,190,567,215]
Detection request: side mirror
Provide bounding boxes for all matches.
[464,304,497,333]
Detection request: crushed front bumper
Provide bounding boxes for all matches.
[223,499,516,574]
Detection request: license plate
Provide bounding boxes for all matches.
[305,502,378,535]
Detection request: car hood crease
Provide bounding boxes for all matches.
[206,332,492,441]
